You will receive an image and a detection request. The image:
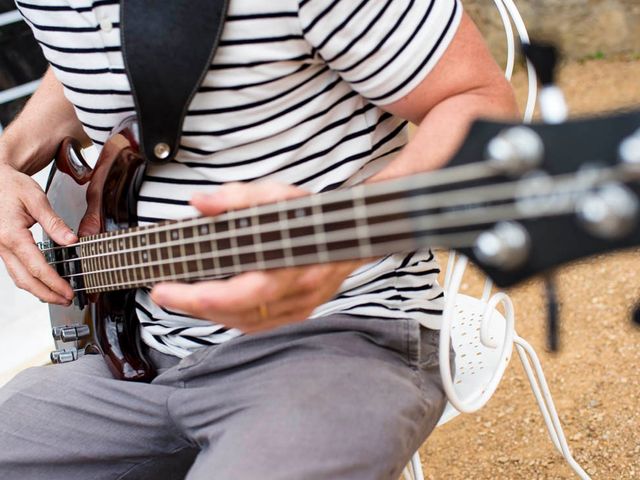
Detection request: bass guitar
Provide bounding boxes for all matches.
[41,111,640,381]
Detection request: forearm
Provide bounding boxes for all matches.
[0,67,90,175]
[368,83,518,183]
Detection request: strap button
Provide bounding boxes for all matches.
[154,142,171,160]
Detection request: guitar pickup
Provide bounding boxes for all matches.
[51,325,91,342]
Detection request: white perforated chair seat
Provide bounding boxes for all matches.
[437,294,512,426]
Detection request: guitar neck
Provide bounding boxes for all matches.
[73,166,497,294]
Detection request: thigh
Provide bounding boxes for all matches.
[176,316,446,480]
[0,353,193,480]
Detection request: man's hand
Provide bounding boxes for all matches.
[150,182,366,333]
[0,67,89,305]
[0,163,77,305]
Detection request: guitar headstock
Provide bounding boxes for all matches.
[445,109,640,287]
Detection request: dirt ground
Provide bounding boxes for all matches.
[420,58,640,479]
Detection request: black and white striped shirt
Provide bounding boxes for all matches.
[18,0,462,357]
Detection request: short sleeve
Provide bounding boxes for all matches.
[297,0,463,105]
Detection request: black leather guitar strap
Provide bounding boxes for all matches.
[120,0,229,164]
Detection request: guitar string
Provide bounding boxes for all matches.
[45,166,612,269]
[38,160,498,254]
[70,231,481,293]
[65,195,581,291]
[59,189,577,282]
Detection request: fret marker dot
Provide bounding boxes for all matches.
[141,237,146,245]
[239,218,249,228]
[172,231,179,240]
[200,226,209,235]
[120,241,124,248]
[295,208,306,218]
[142,253,148,261]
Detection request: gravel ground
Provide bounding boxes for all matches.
[420,57,640,479]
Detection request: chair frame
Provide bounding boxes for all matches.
[402,252,591,480]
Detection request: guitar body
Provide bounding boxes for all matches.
[44,118,155,381]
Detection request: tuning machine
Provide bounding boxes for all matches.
[473,221,531,270]
[576,183,639,239]
[619,128,640,166]
[486,126,545,175]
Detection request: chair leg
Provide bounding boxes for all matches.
[402,466,413,480]
[403,452,424,480]
[410,452,425,480]
[514,335,591,480]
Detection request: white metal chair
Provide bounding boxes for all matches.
[401,252,591,480]
[401,1,590,476]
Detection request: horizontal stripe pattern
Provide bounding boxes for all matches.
[20,0,460,357]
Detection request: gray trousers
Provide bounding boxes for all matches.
[0,315,447,480]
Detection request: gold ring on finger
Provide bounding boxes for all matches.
[258,303,269,321]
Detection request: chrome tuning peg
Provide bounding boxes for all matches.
[619,129,640,165]
[486,126,544,175]
[577,183,639,239]
[473,221,531,270]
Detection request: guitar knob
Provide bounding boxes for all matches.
[486,126,544,175]
[474,221,531,270]
[52,325,91,342]
[577,183,639,239]
[50,347,85,364]
[619,129,640,165]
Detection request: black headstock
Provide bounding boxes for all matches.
[447,109,640,287]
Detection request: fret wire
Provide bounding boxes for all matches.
[209,223,221,275]
[91,239,98,291]
[70,231,472,293]
[79,241,90,291]
[351,185,374,259]
[103,234,111,289]
[167,229,178,280]
[143,232,153,283]
[100,238,106,289]
[108,232,118,290]
[310,195,329,263]
[154,229,163,283]
[192,225,205,278]
[178,228,188,281]
[92,237,103,288]
[134,233,144,285]
[125,235,133,286]
[116,234,125,288]
[227,213,241,272]
[278,205,294,267]
[250,205,266,270]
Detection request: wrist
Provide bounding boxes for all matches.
[0,123,54,175]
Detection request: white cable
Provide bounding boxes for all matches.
[493,0,515,81]
[500,0,538,122]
